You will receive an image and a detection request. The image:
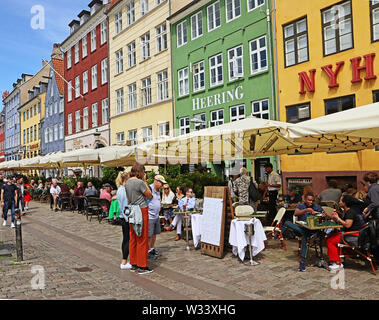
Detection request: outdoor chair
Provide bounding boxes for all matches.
[85,197,110,223]
[293,214,320,260]
[235,205,255,220]
[59,192,73,211]
[263,207,287,250]
[338,223,378,275]
[39,190,50,204]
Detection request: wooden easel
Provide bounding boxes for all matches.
[200,186,234,259]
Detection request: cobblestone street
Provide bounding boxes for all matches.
[0,201,378,300]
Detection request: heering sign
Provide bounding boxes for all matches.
[192,85,244,111]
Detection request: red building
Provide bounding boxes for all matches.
[61,0,110,157]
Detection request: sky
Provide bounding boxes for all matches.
[0,0,91,98]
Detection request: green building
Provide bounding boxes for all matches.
[169,0,278,181]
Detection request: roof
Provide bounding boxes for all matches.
[51,58,64,95]
[78,10,90,18]
[88,0,103,8]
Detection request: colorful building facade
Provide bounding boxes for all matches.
[169,0,278,179]
[61,0,110,154]
[0,110,5,163]
[274,0,379,194]
[108,0,173,149]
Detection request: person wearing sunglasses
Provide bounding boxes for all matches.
[161,184,175,227]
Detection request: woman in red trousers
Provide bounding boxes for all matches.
[125,163,153,275]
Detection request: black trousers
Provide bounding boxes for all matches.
[266,190,278,226]
[121,218,130,260]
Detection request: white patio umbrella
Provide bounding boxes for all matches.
[60,147,101,167]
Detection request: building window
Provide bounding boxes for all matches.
[68,114,72,134]
[322,0,353,56]
[100,21,107,44]
[38,102,41,113]
[128,129,138,145]
[142,126,153,142]
[75,110,81,132]
[179,117,190,135]
[59,99,64,113]
[324,94,355,115]
[141,77,152,107]
[74,43,79,64]
[228,45,244,81]
[209,53,223,87]
[194,113,206,130]
[156,23,167,53]
[102,98,109,124]
[44,128,47,144]
[157,70,169,101]
[115,49,124,74]
[207,1,221,32]
[49,127,53,143]
[91,65,98,90]
[117,132,125,144]
[54,124,58,141]
[82,35,88,58]
[127,0,135,26]
[226,0,241,22]
[75,76,81,98]
[191,11,203,40]
[67,49,72,69]
[91,29,97,52]
[210,109,224,127]
[250,35,268,74]
[230,105,245,122]
[101,58,108,85]
[141,0,149,16]
[373,90,379,102]
[177,20,188,47]
[23,112,26,121]
[68,81,72,102]
[158,122,170,137]
[115,11,123,35]
[116,88,124,114]
[127,42,136,68]
[193,61,205,92]
[178,67,189,96]
[283,17,309,67]
[59,123,64,140]
[248,0,264,11]
[141,33,150,61]
[92,103,98,128]
[83,71,88,94]
[252,99,270,119]
[83,107,89,130]
[34,125,37,141]
[370,0,379,42]
[128,83,137,110]
[286,102,310,123]
[54,101,58,114]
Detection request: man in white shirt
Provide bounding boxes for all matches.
[265,163,282,225]
[50,179,61,212]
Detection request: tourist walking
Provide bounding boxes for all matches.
[23,178,31,212]
[125,163,153,274]
[1,178,18,228]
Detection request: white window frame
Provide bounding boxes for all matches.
[115,11,123,35]
[247,0,265,12]
[228,45,244,81]
[128,129,138,145]
[141,32,150,61]
[207,1,221,32]
[252,99,270,119]
[67,81,72,102]
[249,35,268,75]
[158,122,170,137]
[102,98,109,124]
[100,21,107,44]
[74,43,79,64]
[91,65,98,90]
[191,11,203,40]
[210,109,224,127]
[91,29,97,52]
[68,114,73,134]
[177,20,187,47]
[194,113,206,131]
[67,49,72,69]
[54,101,58,114]
[59,98,64,113]
[75,76,81,98]
[179,117,190,135]
[83,71,88,94]
[156,23,167,53]
[117,132,125,144]
[178,67,189,97]
[83,107,89,130]
[230,104,245,122]
[225,0,241,23]
[101,58,108,85]
[116,88,124,114]
[59,122,64,140]
[128,83,137,111]
[141,0,149,16]
[75,110,81,132]
[141,77,152,107]
[126,0,135,26]
[115,49,124,74]
[193,61,205,92]
[54,124,58,141]
[157,70,169,101]
[92,103,98,128]
[82,35,88,58]
[142,126,153,142]
[209,53,223,87]
[127,42,136,68]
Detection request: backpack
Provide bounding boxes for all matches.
[248,177,260,202]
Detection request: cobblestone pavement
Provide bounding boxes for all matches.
[0,201,378,300]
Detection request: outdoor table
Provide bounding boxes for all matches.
[191,213,203,249]
[295,220,343,269]
[173,210,203,250]
[229,218,267,262]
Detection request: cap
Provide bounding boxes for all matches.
[154,175,167,185]
[104,183,112,189]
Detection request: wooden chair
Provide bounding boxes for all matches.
[338,224,378,275]
[85,197,110,223]
[263,207,287,250]
[59,192,73,211]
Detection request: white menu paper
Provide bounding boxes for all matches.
[200,197,224,246]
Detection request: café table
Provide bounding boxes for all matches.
[173,210,203,250]
[229,218,267,262]
[295,220,342,269]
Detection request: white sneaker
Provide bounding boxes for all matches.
[2,220,6,227]
[11,223,15,229]
[120,262,132,270]
[329,263,343,271]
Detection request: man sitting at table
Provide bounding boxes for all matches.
[281,193,325,272]
[281,186,302,209]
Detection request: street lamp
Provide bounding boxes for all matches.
[190,118,207,130]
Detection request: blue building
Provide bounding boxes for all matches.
[41,45,65,156]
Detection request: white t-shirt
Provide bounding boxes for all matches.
[268,171,281,192]
[50,185,61,195]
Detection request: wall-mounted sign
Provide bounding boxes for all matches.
[192,86,244,111]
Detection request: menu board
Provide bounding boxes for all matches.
[200,197,224,246]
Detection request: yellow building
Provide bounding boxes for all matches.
[19,88,46,159]
[108,0,173,149]
[273,0,379,194]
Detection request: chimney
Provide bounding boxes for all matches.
[51,43,63,60]
[42,59,49,67]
